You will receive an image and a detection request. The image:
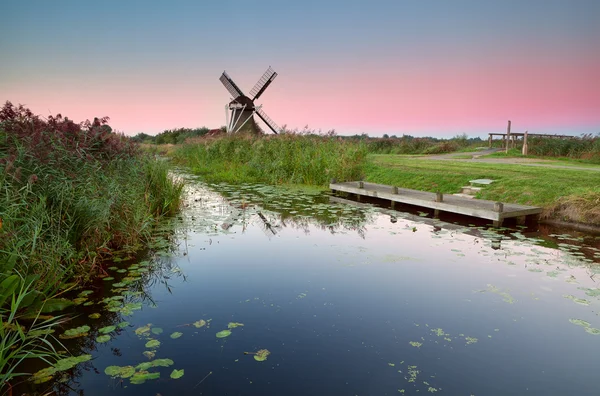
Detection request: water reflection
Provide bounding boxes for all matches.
[19,175,600,396]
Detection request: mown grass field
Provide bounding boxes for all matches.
[365,154,600,223]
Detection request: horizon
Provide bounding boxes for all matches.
[1,0,599,138]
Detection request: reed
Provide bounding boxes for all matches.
[173,133,368,186]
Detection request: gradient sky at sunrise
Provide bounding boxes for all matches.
[1,0,599,137]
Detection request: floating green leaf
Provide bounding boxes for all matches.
[78,290,94,297]
[193,319,207,328]
[151,327,163,335]
[60,326,90,339]
[102,277,114,281]
[569,319,591,328]
[96,335,111,343]
[465,336,478,345]
[585,327,600,335]
[143,350,156,360]
[105,365,136,378]
[130,371,160,384]
[170,369,184,379]
[409,341,422,348]
[145,339,161,348]
[135,324,152,336]
[31,355,92,384]
[563,295,591,306]
[41,298,75,313]
[117,321,130,328]
[227,322,244,329]
[216,330,231,338]
[170,332,183,339]
[136,359,174,371]
[254,349,271,362]
[88,313,101,319]
[99,325,116,334]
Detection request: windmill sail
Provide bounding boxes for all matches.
[219,71,245,98]
[256,108,280,134]
[250,66,278,101]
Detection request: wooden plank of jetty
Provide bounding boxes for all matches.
[329,181,542,227]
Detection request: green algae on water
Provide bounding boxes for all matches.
[409,341,422,348]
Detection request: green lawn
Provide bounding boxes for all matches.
[364,154,600,223]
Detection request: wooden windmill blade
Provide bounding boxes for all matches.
[219,71,245,99]
[249,66,278,101]
[256,107,280,134]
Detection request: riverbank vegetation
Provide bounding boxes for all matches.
[173,133,368,185]
[171,131,599,225]
[0,102,183,388]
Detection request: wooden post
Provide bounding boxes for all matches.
[505,120,511,153]
[494,202,504,213]
[522,131,528,156]
[488,134,492,148]
[392,186,398,194]
[435,192,443,202]
[358,181,364,189]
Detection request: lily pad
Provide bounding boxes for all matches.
[569,319,591,328]
[254,349,271,362]
[41,298,75,313]
[96,335,111,343]
[193,319,207,328]
[216,330,232,338]
[143,350,156,360]
[135,324,152,337]
[585,327,600,335]
[99,325,116,334]
[136,358,174,370]
[60,326,91,339]
[130,371,160,385]
[102,277,115,281]
[170,369,184,379]
[170,332,183,339]
[145,339,161,348]
[117,321,130,328]
[151,327,163,335]
[105,365,136,378]
[31,355,92,383]
[88,313,101,319]
[227,322,244,329]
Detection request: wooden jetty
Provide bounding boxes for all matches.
[329,181,542,227]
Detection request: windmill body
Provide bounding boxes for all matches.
[219,67,280,134]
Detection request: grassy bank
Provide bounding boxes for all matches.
[173,133,367,185]
[365,154,600,224]
[0,102,183,387]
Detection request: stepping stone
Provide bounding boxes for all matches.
[469,179,495,186]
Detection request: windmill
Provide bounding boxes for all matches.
[219,66,280,134]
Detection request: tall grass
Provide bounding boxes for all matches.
[0,101,183,385]
[527,135,600,162]
[174,134,368,185]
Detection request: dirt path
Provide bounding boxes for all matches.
[422,149,600,172]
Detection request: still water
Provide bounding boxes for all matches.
[24,175,600,395]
